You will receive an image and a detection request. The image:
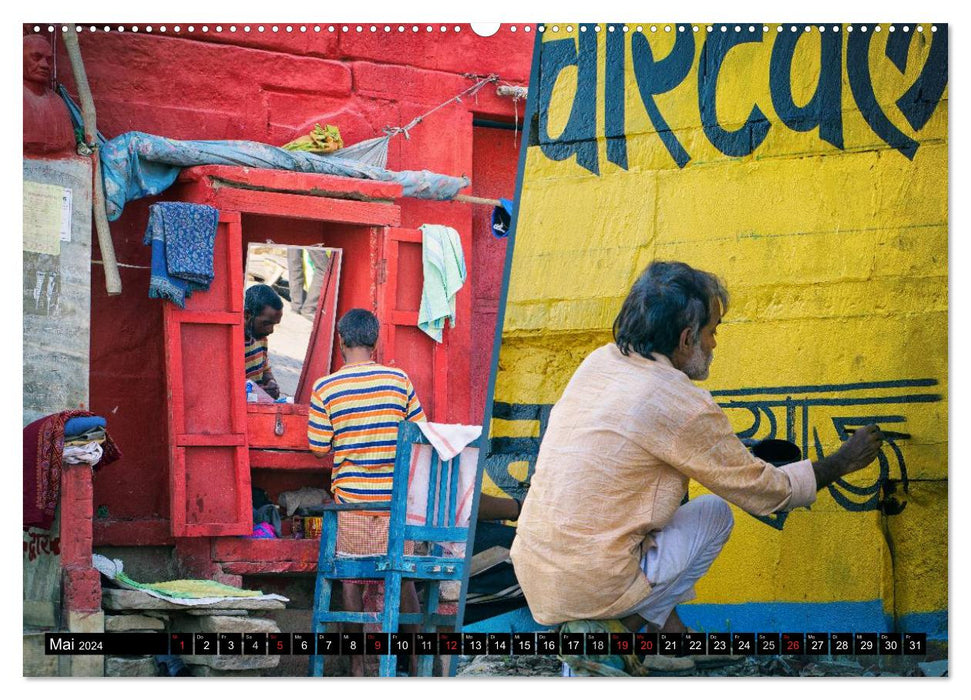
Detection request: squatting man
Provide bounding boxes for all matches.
[511,261,884,638]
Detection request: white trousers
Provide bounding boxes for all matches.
[563,495,734,675]
[625,494,734,628]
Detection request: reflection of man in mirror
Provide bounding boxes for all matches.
[287,247,331,321]
[244,284,284,400]
[23,35,76,156]
[307,308,425,675]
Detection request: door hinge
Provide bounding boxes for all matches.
[377,259,387,285]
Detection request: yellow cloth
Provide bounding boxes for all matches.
[282,123,343,153]
[510,344,816,625]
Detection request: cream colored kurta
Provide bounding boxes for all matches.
[510,344,817,625]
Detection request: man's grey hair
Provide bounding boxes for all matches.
[612,261,729,359]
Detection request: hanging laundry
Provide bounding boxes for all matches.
[143,202,219,307]
[417,224,467,342]
[24,411,121,530]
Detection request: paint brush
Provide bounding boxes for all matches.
[844,427,911,439]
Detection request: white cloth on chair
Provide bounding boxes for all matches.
[406,422,482,556]
[417,422,482,460]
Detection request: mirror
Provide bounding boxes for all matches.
[244,243,343,404]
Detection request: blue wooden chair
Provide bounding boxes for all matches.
[309,421,472,677]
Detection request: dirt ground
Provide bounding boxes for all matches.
[455,652,948,677]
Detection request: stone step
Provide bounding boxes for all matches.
[182,652,280,672]
[23,631,59,677]
[177,615,279,634]
[105,614,166,632]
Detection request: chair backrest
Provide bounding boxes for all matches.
[387,421,475,557]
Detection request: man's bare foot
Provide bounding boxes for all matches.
[660,609,687,633]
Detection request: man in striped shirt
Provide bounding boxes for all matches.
[244,284,283,399]
[308,308,425,675]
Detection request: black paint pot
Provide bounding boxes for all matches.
[749,438,802,467]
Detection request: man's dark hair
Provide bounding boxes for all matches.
[337,308,380,349]
[613,261,729,359]
[244,284,283,317]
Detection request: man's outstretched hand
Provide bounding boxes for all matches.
[812,424,885,490]
[837,425,885,476]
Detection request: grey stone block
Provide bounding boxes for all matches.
[182,653,280,671]
[178,615,279,634]
[187,665,264,677]
[23,632,59,677]
[185,609,249,616]
[106,656,158,677]
[917,660,948,677]
[106,614,166,631]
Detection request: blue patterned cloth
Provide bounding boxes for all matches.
[143,202,219,308]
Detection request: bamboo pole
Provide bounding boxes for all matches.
[453,193,503,207]
[62,28,122,295]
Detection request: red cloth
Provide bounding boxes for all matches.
[23,410,121,530]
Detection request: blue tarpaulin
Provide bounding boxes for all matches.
[99,131,471,221]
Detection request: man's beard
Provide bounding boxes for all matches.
[246,320,268,340]
[683,343,713,381]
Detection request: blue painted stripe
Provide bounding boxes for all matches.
[460,602,948,641]
[897,610,948,638]
[678,601,889,633]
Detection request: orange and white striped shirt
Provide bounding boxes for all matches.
[308,361,425,506]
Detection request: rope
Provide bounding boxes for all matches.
[497,82,528,148]
[382,74,499,141]
[92,260,151,270]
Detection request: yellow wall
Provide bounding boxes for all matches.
[486,23,947,634]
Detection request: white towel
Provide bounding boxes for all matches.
[405,423,482,557]
[417,422,482,461]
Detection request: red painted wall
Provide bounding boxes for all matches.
[45,26,532,545]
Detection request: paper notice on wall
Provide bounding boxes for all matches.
[23,181,70,255]
[59,187,72,242]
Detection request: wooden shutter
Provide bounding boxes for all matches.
[376,227,449,422]
[164,211,252,537]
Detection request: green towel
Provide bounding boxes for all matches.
[417,224,467,342]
